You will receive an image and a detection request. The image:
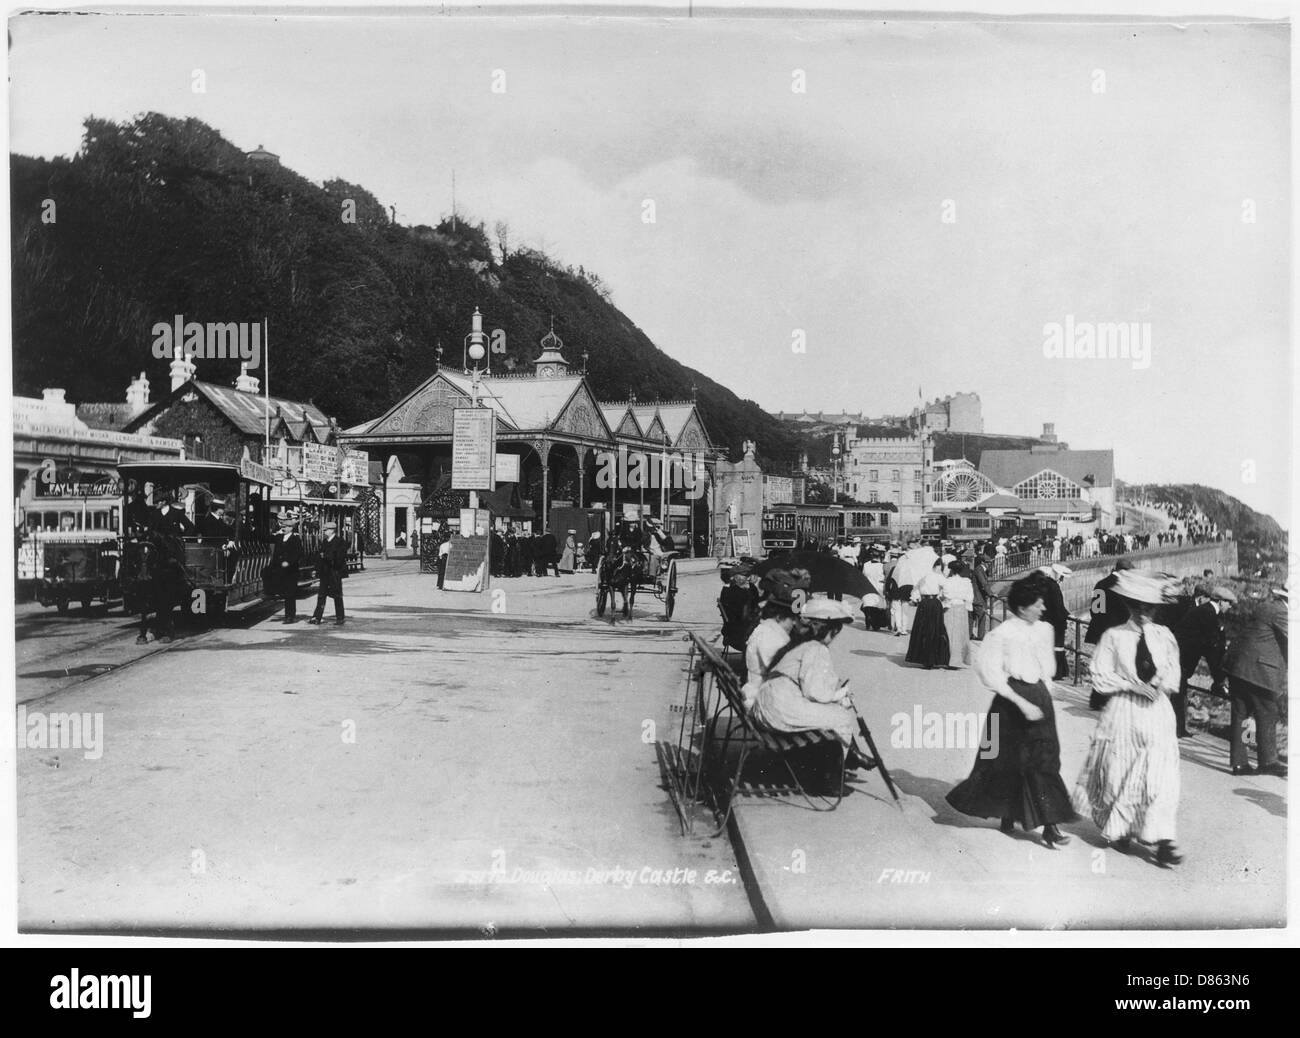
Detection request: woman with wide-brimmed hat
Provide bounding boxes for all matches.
[946,573,1075,848]
[751,598,876,772]
[1072,570,1185,865]
[740,567,810,708]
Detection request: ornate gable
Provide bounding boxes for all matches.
[616,411,642,437]
[368,375,473,436]
[553,384,613,440]
[644,415,667,442]
[673,411,709,451]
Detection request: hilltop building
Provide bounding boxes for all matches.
[906,392,984,434]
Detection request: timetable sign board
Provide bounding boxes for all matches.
[452,408,496,491]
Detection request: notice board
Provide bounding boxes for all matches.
[452,407,496,491]
[443,535,490,592]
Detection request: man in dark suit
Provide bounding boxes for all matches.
[1223,591,1288,777]
[152,492,195,537]
[1035,565,1071,680]
[518,529,534,578]
[1085,559,1133,708]
[267,512,303,623]
[970,556,992,641]
[1171,585,1228,738]
[308,521,348,626]
[536,531,559,577]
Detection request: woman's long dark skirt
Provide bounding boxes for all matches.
[946,678,1075,829]
[905,596,950,667]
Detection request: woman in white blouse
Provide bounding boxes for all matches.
[1072,571,1184,865]
[941,560,975,668]
[947,574,1075,847]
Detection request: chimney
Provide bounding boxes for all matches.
[126,372,150,416]
[42,388,66,404]
[234,362,261,394]
[169,345,196,391]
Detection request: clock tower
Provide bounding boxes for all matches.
[533,318,569,379]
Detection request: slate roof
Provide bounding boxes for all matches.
[978,448,1114,489]
[76,403,138,431]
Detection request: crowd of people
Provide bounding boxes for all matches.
[716,534,1288,865]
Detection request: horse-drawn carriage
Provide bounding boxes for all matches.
[117,459,274,633]
[594,522,679,620]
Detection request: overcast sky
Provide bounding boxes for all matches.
[8,12,1292,524]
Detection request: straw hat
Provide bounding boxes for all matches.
[1112,570,1167,605]
[801,599,855,623]
[1210,586,1238,604]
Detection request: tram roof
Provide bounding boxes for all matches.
[118,460,271,486]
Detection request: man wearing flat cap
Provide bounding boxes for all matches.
[309,521,349,626]
[1171,585,1229,738]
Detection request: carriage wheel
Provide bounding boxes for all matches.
[663,561,678,619]
[596,586,609,616]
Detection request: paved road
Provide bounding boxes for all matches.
[16,560,753,934]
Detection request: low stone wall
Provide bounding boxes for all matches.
[991,541,1237,614]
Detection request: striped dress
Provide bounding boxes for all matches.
[1072,621,1182,842]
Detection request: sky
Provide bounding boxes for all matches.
[7,10,1292,525]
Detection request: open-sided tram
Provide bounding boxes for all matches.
[117,458,275,620]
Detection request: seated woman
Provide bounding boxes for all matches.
[719,562,762,655]
[740,568,809,707]
[751,598,876,772]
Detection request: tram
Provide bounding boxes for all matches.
[117,458,275,620]
[843,507,894,545]
[759,503,845,554]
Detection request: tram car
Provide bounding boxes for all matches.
[843,507,894,545]
[921,509,997,544]
[33,531,123,613]
[117,459,275,620]
[759,503,845,554]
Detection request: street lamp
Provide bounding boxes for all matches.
[464,308,488,510]
[831,433,842,503]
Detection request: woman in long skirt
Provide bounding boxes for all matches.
[558,530,577,573]
[941,560,974,668]
[905,560,950,668]
[1072,571,1184,865]
[947,574,1074,847]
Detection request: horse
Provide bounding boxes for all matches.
[598,545,644,619]
[121,527,190,644]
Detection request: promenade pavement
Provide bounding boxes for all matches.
[727,622,1287,930]
[16,559,753,935]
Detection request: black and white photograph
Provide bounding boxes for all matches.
[5,1,1293,943]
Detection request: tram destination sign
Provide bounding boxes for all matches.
[452,408,496,491]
